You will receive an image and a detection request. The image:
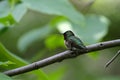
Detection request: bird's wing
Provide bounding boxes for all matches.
[69,36,86,49]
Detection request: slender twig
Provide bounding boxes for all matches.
[4,39,120,76]
[105,50,120,68]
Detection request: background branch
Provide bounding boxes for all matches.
[4,39,120,76]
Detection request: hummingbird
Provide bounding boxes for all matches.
[63,30,87,51]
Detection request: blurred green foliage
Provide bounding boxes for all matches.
[0,73,12,80]
[0,0,120,80]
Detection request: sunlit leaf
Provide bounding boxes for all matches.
[0,61,15,67]
[50,16,73,33]
[22,0,85,25]
[0,14,16,26]
[73,15,109,44]
[45,34,64,50]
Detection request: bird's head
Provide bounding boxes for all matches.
[63,30,75,39]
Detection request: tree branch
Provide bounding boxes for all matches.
[4,39,120,76]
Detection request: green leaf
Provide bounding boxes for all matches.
[0,43,49,80]
[0,0,27,24]
[73,15,110,44]
[33,70,49,80]
[48,67,66,80]
[0,73,13,80]
[45,34,64,50]
[12,3,27,22]
[0,1,16,26]
[0,1,11,18]
[18,26,52,52]
[51,16,73,33]
[22,0,85,25]
[0,61,15,67]
[87,52,100,59]
[0,14,16,26]
[0,43,27,69]
[9,0,21,9]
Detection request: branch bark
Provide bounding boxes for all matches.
[4,39,120,76]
